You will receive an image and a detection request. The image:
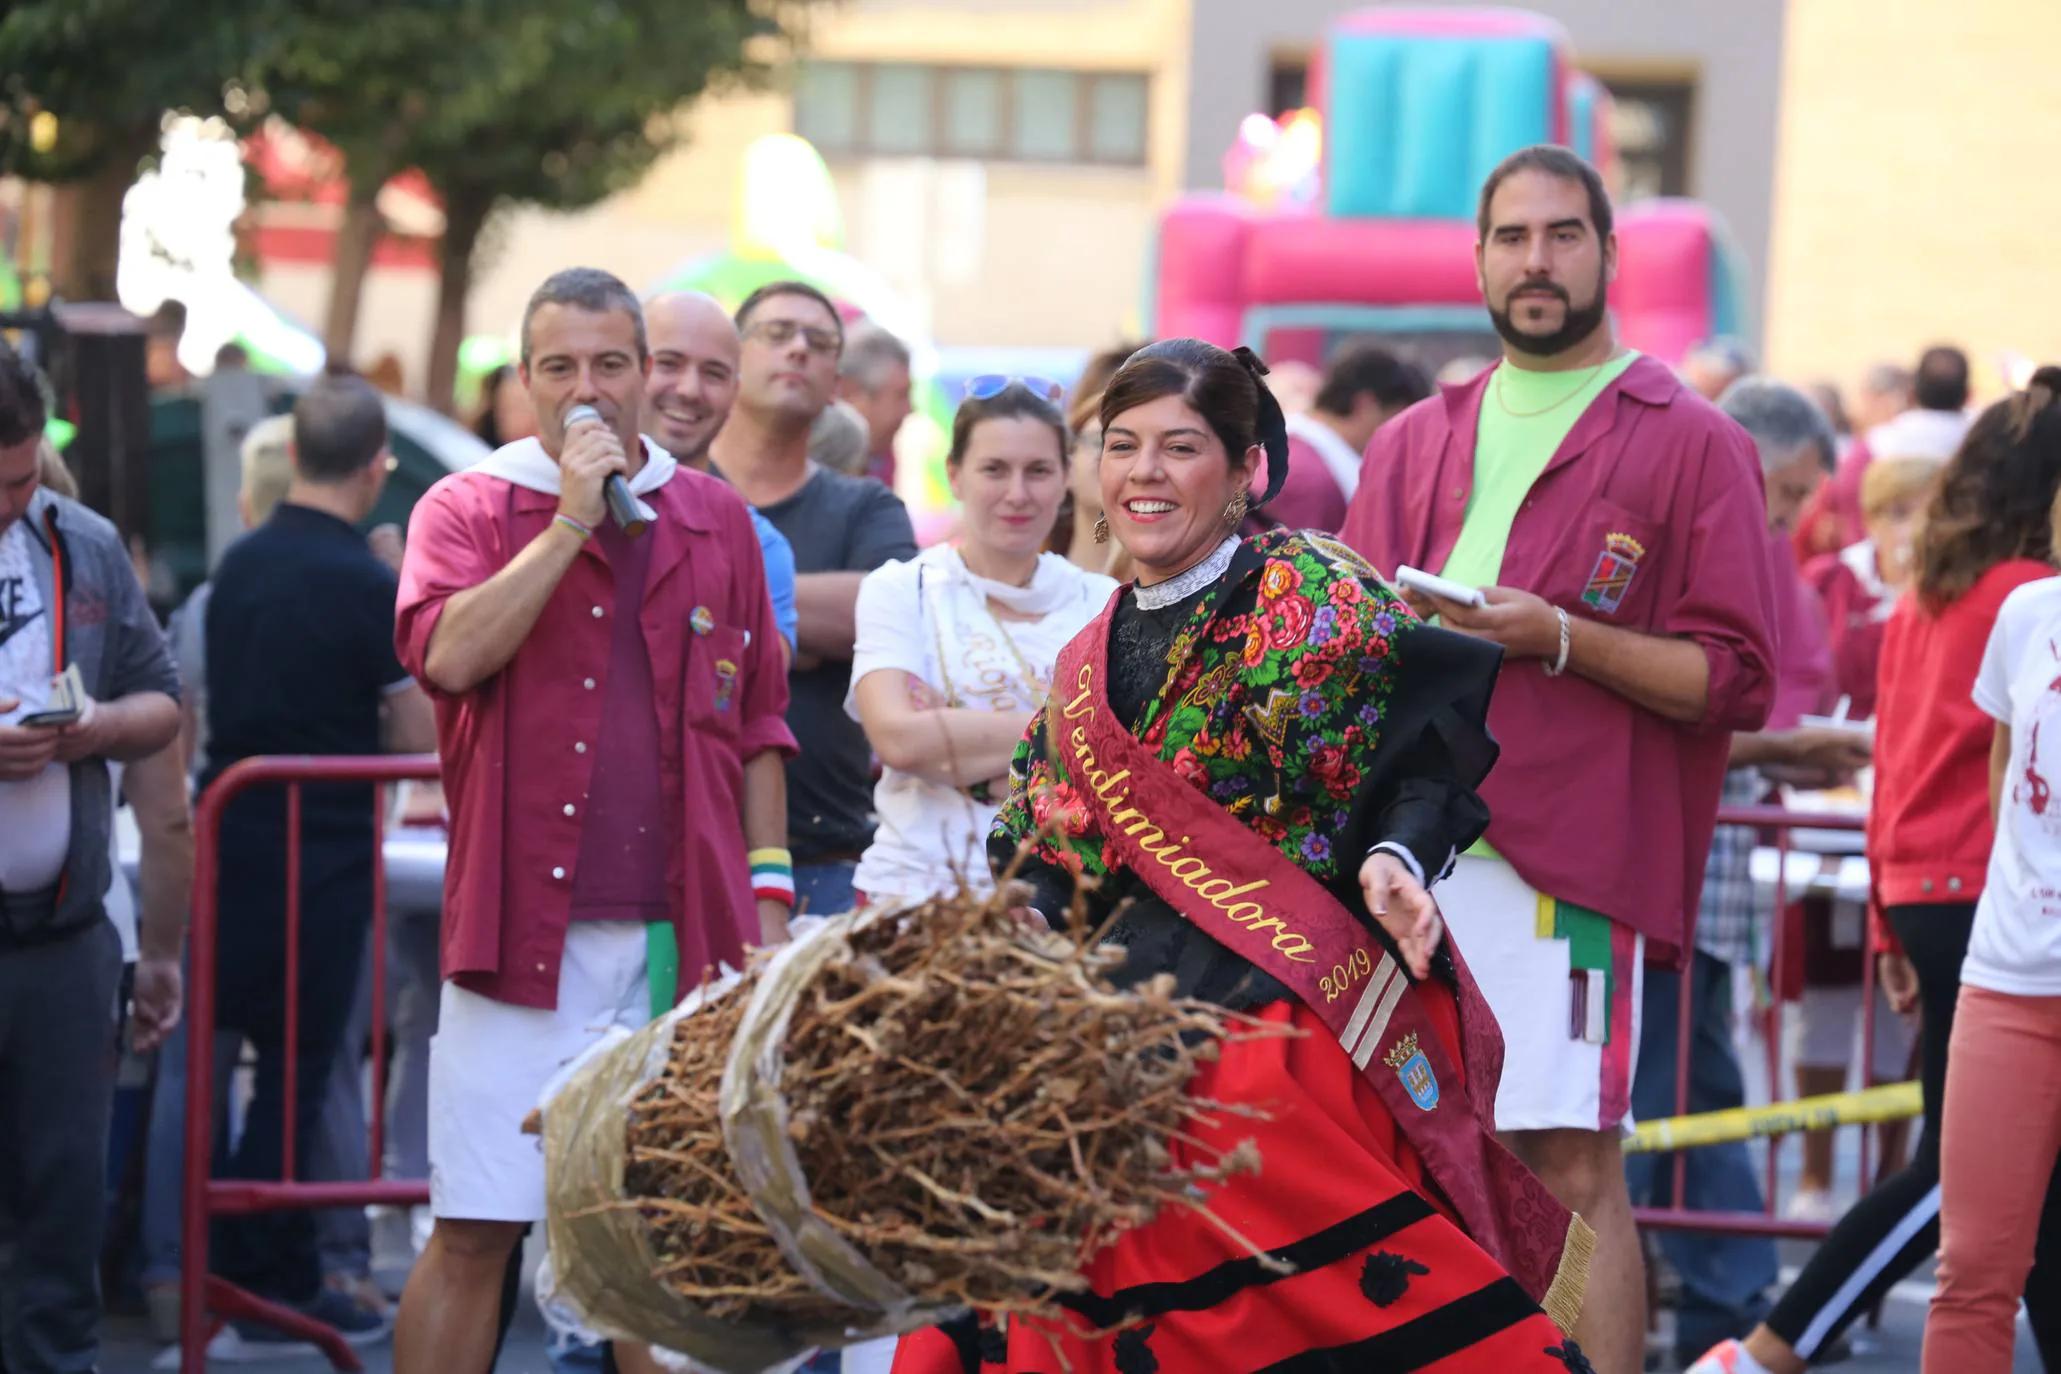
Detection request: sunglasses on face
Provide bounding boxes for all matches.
[744,319,843,356]
[964,374,1064,402]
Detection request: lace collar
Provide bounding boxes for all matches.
[1134,535,1241,610]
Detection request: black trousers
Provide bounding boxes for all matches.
[210,826,376,1306]
[0,919,125,1374]
[1765,903,2061,1364]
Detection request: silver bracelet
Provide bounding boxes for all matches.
[1542,607,1572,677]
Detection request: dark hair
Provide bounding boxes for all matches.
[1099,339,1290,503]
[1477,144,1614,241]
[520,267,645,366]
[734,280,844,347]
[1314,341,1432,417]
[1914,345,1971,412]
[474,364,518,447]
[947,385,1068,468]
[292,370,389,483]
[1914,365,2061,610]
[1073,340,1151,410]
[0,341,49,447]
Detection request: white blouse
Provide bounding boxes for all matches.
[846,546,1116,903]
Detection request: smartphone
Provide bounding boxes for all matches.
[1393,565,1488,609]
[17,706,81,728]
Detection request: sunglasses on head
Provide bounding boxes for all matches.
[964,374,1064,402]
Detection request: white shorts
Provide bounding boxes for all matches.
[1436,856,1645,1134]
[1788,980,1916,1081]
[428,922,651,1222]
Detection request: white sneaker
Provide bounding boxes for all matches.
[1785,1187,1834,1223]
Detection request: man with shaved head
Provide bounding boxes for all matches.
[644,291,796,657]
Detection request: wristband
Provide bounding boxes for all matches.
[749,847,796,908]
[554,512,594,542]
[1542,606,1572,678]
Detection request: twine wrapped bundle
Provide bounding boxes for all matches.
[538,888,1266,1373]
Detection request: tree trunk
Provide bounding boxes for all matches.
[425,187,490,417]
[323,179,384,367]
[50,135,151,303]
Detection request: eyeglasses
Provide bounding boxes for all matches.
[965,374,1064,402]
[743,319,843,356]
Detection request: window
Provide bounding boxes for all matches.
[1598,79,1695,201]
[1268,57,1310,117]
[792,62,1150,166]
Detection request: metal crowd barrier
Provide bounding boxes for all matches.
[1631,803,1915,1244]
[179,754,441,1373]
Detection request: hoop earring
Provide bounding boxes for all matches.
[1223,489,1250,527]
[1093,515,1110,545]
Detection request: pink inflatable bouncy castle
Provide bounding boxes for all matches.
[1149,7,1749,370]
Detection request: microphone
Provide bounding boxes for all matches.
[563,404,653,537]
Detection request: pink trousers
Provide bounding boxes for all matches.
[1924,983,2061,1372]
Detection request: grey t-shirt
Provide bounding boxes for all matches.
[751,466,917,862]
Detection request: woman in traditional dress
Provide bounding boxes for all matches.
[892,340,1595,1374]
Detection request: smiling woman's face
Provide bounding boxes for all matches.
[1098,393,1263,584]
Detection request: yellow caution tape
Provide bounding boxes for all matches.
[1624,1082,1921,1155]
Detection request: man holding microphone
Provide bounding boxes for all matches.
[392,268,795,1374]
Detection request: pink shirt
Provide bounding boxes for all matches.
[1340,356,1778,958]
[396,464,796,1009]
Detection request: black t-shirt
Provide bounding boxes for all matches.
[200,503,409,843]
[751,466,917,861]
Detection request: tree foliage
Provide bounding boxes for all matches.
[1,0,812,379]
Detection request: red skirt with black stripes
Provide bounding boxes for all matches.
[889,998,1588,1374]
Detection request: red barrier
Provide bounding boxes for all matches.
[1632,803,1886,1247]
[180,754,441,1373]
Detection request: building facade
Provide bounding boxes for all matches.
[250,0,2053,405]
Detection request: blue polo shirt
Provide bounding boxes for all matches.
[201,502,410,844]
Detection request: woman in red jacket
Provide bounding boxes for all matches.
[1693,376,2061,1374]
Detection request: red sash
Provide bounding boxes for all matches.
[1047,606,1582,1311]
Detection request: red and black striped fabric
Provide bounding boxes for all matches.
[889,1000,1590,1374]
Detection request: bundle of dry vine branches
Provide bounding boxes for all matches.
[540,883,1266,1367]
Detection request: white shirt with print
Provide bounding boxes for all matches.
[0,520,72,892]
[1968,574,2061,996]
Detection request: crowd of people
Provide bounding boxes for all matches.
[2,140,2060,1374]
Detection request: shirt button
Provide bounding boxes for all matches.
[584,677,596,690]
[552,866,566,880]
[574,742,588,754]
[564,803,576,817]
[536,962,547,972]
[1921,878,1935,894]
[592,605,605,618]
[1452,488,1464,501]
[1947,876,1963,892]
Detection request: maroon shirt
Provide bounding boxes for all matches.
[1802,545,1890,720]
[1263,431,1351,534]
[1339,356,1778,958]
[566,522,670,921]
[397,462,796,1009]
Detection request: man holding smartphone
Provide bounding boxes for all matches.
[0,342,182,1374]
[1341,147,1777,1374]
